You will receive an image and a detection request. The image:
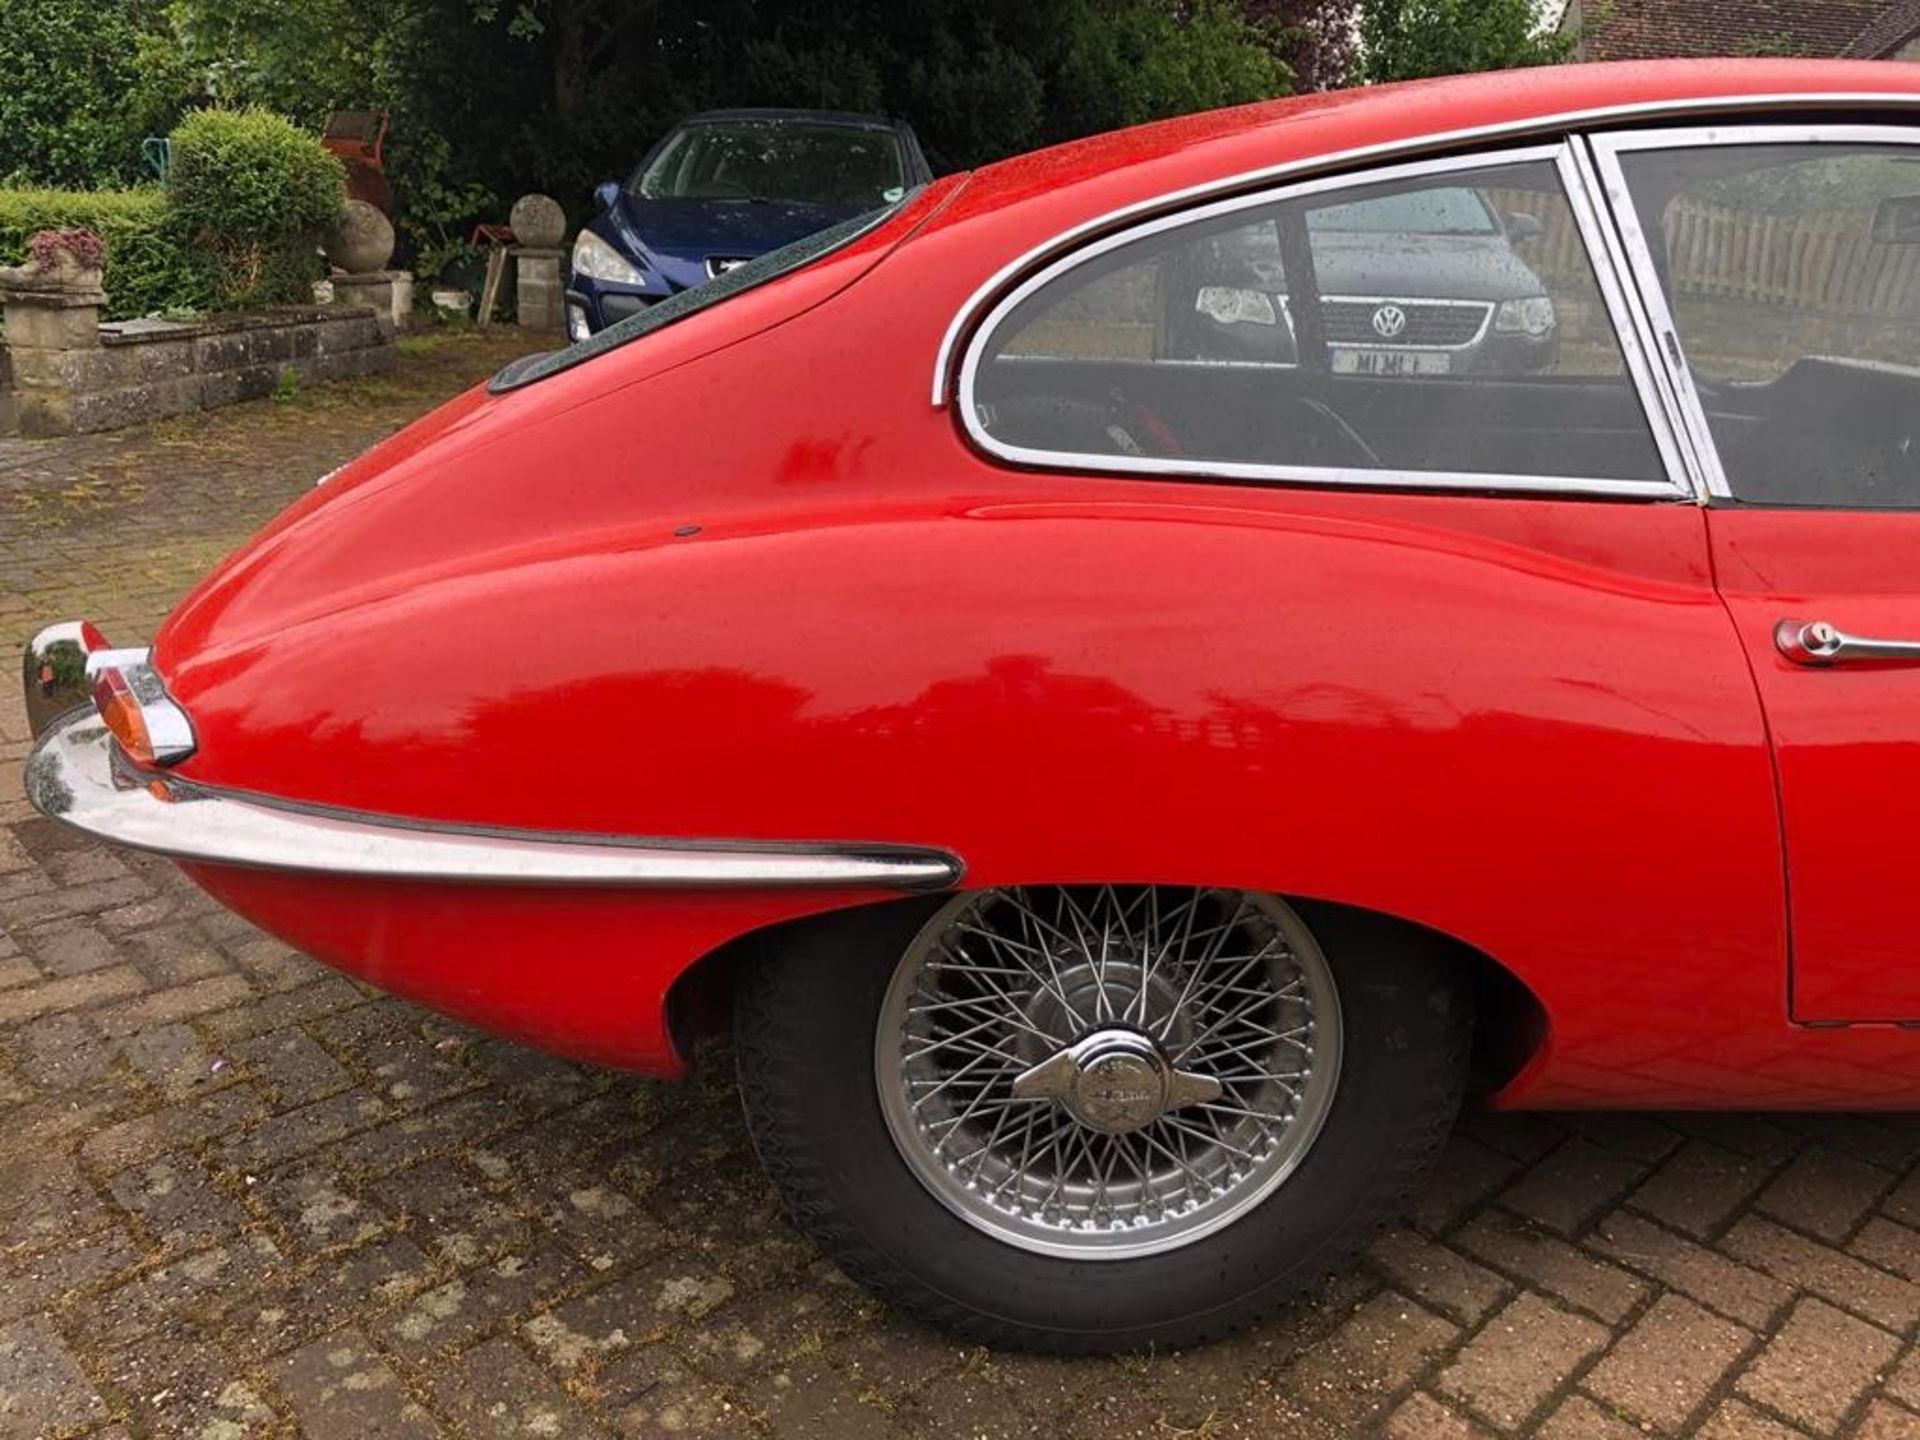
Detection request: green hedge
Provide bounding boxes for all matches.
[168,107,344,308]
[0,110,345,319]
[0,188,210,320]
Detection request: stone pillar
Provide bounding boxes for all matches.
[514,248,566,331]
[0,258,105,437]
[331,269,414,334]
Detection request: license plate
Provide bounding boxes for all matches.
[1331,347,1451,376]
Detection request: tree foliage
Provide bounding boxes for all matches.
[0,0,175,187]
[1244,0,1360,93]
[4,0,1583,289]
[468,0,1292,181]
[1356,0,1574,85]
[139,0,1295,279]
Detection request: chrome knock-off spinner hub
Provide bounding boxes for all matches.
[1011,1027,1222,1134]
[876,886,1343,1260]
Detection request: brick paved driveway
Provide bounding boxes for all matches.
[6,334,1920,1439]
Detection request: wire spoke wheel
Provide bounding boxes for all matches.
[875,886,1342,1259]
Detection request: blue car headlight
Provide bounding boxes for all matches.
[572,230,647,286]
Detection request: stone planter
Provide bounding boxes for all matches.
[0,254,108,434]
[0,223,399,436]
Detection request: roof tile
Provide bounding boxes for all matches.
[1579,0,1896,61]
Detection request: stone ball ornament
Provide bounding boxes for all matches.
[325,200,396,275]
[510,193,567,249]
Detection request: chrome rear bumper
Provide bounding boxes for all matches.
[23,624,962,892]
[23,620,105,741]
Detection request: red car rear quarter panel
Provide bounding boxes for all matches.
[177,866,883,1073]
[156,263,1786,1094]
[146,59,1920,1092]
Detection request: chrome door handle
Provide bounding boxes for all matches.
[1775,618,1920,667]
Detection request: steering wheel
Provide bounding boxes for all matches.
[985,391,1380,471]
[1283,396,1383,468]
[980,394,1177,460]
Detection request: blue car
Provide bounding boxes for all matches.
[566,108,933,339]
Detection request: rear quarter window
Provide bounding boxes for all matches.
[963,150,1673,495]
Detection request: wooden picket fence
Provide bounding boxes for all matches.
[1482,189,1920,317]
[1481,189,1592,293]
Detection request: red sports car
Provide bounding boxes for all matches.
[25,59,1920,1351]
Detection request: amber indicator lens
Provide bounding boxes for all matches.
[91,668,155,767]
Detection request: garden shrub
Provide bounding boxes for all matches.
[167,107,344,307]
[0,188,211,319]
[0,0,167,188]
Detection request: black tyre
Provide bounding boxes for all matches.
[735,885,1470,1352]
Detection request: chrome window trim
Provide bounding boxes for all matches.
[23,708,963,893]
[1586,122,1920,502]
[1557,140,1712,502]
[933,91,1920,408]
[954,142,1691,501]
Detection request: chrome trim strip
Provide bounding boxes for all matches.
[1586,122,1920,502]
[1587,119,1920,153]
[1586,135,1737,498]
[1557,140,1709,503]
[84,647,149,676]
[23,709,964,892]
[940,453,1682,500]
[954,142,1690,501]
[932,90,1920,406]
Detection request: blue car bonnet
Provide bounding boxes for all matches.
[605,195,864,291]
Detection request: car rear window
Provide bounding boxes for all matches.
[489,194,916,393]
[963,150,1672,494]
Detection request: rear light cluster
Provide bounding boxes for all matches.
[38,623,197,768]
[87,648,194,767]
[25,621,191,766]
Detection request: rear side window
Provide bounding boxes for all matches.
[1610,139,1920,507]
[964,152,1669,491]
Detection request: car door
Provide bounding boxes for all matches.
[1592,123,1920,1021]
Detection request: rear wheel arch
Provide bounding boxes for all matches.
[665,888,1547,1098]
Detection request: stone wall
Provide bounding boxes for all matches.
[0,304,395,439]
